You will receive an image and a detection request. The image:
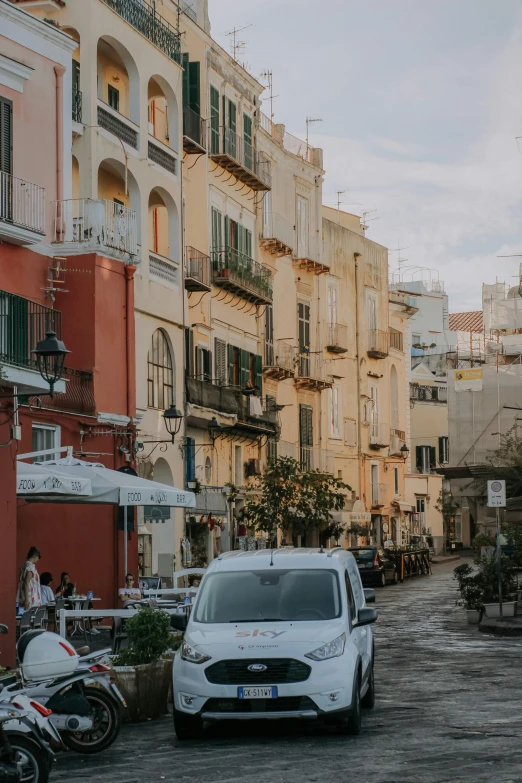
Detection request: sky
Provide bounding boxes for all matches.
[208,0,522,312]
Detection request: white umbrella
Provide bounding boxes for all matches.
[17,461,92,497]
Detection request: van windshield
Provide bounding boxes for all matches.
[194,569,341,623]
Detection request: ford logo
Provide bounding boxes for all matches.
[247,663,267,672]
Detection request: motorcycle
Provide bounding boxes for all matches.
[0,630,123,755]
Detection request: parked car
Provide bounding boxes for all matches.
[172,548,377,739]
[347,547,398,587]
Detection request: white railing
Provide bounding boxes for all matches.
[54,198,138,257]
[261,212,294,250]
[278,440,298,460]
[0,172,45,234]
[293,233,322,263]
[297,350,330,383]
[369,421,389,447]
[260,112,273,134]
[283,130,314,163]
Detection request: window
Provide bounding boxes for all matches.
[415,445,436,474]
[243,113,253,170]
[265,305,274,365]
[439,436,449,464]
[228,345,240,386]
[32,424,60,463]
[267,436,277,464]
[327,283,338,326]
[412,333,421,347]
[366,292,378,333]
[416,497,426,513]
[0,97,13,175]
[205,456,212,483]
[329,383,341,438]
[298,301,311,375]
[299,404,313,469]
[371,464,379,505]
[296,197,309,258]
[147,329,174,409]
[210,86,220,154]
[394,466,399,496]
[234,445,242,485]
[182,54,200,113]
[211,207,222,252]
[214,338,227,385]
[108,84,120,112]
[185,327,194,378]
[369,384,379,438]
[195,346,212,381]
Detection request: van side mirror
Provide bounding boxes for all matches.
[354,608,377,627]
[363,588,375,604]
[170,614,188,632]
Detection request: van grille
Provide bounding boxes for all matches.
[203,696,317,713]
[204,658,311,685]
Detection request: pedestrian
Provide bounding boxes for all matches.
[16,546,42,612]
[40,573,55,605]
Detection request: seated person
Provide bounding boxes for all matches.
[118,573,141,607]
[40,573,55,606]
[55,572,74,599]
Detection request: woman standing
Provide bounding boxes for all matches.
[16,547,42,611]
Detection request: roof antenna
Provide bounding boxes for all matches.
[319,543,324,553]
[270,549,274,567]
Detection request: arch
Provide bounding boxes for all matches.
[152,457,173,487]
[148,74,179,152]
[148,185,180,262]
[390,364,399,431]
[98,158,141,244]
[97,35,140,124]
[72,155,80,200]
[147,328,175,410]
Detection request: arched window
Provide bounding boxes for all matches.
[148,329,174,409]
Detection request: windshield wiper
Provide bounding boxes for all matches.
[229,618,284,623]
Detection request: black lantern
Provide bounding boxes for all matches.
[207,416,222,447]
[163,404,183,442]
[32,330,69,398]
[400,443,410,458]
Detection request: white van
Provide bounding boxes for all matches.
[172,547,377,739]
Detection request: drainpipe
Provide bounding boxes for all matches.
[54,65,66,238]
[125,264,137,420]
[354,252,364,504]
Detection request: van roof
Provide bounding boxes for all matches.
[208,548,354,572]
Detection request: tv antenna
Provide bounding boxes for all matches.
[394,239,409,274]
[225,24,253,62]
[260,70,278,123]
[306,116,322,146]
[324,189,362,222]
[361,209,379,233]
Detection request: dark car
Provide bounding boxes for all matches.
[348,546,398,587]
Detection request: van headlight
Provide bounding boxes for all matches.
[305,633,346,661]
[180,642,211,664]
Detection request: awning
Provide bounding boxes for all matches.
[19,457,195,508]
[392,500,415,512]
[17,461,92,498]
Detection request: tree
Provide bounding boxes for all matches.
[472,423,522,499]
[435,487,458,551]
[241,456,351,544]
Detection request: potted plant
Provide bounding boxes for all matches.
[477,553,517,618]
[453,563,484,623]
[111,607,174,721]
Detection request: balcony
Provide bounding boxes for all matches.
[53,198,138,260]
[148,138,177,176]
[149,252,179,286]
[389,327,403,352]
[292,234,329,275]
[185,247,211,292]
[72,88,82,124]
[185,377,278,437]
[371,483,388,509]
[0,290,65,395]
[367,329,389,359]
[388,289,418,315]
[390,428,407,457]
[369,422,390,450]
[326,323,348,354]
[0,172,45,245]
[260,213,294,256]
[183,106,206,154]
[263,339,297,380]
[211,247,273,305]
[209,127,271,192]
[37,367,96,416]
[300,447,335,474]
[100,0,181,63]
[98,102,138,149]
[410,384,447,403]
[295,350,332,391]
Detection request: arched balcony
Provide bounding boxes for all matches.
[96,36,140,150]
[148,186,179,287]
[147,76,179,177]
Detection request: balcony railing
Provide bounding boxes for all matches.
[283,130,314,164]
[0,172,45,235]
[390,429,407,457]
[54,198,138,258]
[211,246,273,304]
[183,106,206,153]
[369,422,390,449]
[388,289,418,313]
[263,339,296,380]
[367,329,389,359]
[209,126,271,191]
[185,378,277,436]
[185,247,211,292]
[326,323,348,354]
[100,0,181,63]
[148,140,177,175]
[40,367,96,415]
[260,212,294,255]
[300,447,335,474]
[72,87,82,123]
[98,103,138,149]
[0,290,61,370]
[371,482,388,508]
[149,252,179,286]
[295,350,332,390]
[389,327,403,352]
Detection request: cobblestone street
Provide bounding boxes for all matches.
[52,561,522,783]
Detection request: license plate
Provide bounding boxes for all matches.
[238,686,277,699]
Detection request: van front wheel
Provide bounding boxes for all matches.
[173,708,203,740]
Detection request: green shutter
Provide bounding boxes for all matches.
[224,215,230,250]
[188,61,200,113]
[245,228,252,258]
[228,344,236,386]
[254,355,263,394]
[72,59,80,91]
[215,338,227,385]
[0,97,13,175]
[416,446,423,473]
[243,113,253,170]
[210,86,220,154]
[429,446,436,470]
[299,405,313,447]
[240,349,250,389]
[185,327,194,377]
[182,53,189,107]
[228,100,236,132]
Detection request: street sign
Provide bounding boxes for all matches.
[348,511,371,524]
[487,480,506,508]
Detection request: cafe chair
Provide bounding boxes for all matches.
[32,606,48,631]
[18,609,37,637]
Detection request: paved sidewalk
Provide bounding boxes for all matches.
[52,562,522,783]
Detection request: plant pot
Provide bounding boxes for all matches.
[112,656,172,722]
[466,609,481,624]
[483,601,517,619]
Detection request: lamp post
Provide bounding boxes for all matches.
[207,416,222,447]
[163,404,183,443]
[32,330,70,398]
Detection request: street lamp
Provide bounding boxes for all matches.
[163,404,183,442]
[32,330,69,399]
[400,444,410,459]
[207,416,222,447]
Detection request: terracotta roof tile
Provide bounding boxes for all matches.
[448,311,483,332]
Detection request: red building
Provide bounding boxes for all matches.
[0,1,137,665]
